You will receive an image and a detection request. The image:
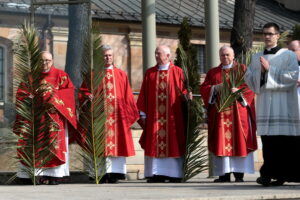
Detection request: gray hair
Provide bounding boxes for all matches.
[219,45,234,55]
[40,51,53,59]
[157,45,171,55]
[101,45,113,52]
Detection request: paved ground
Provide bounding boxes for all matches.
[1,173,300,200]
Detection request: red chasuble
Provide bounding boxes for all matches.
[200,62,257,157]
[79,67,139,157]
[15,66,77,168]
[137,63,187,158]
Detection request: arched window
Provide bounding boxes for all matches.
[0,46,3,100]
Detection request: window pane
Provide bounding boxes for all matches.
[193,45,206,73]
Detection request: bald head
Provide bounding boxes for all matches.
[41,51,53,59]
[219,46,235,66]
[288,40,300,52]
[155,45,171,65]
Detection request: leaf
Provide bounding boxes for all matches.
[77,24,106,184]
[12,22,58,185]
[216,64,246,112]
[178,45,208,182]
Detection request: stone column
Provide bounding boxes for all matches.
[204,0,220,70]
[141,0,156,74]
[51,27,68,70]
[204,0,220,177]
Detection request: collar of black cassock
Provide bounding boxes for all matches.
[263,46,281,55]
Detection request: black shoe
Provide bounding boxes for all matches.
[235,178,244,182]
[214,174,231,183]
[214,178,231,183]
[38,176,48,185]
[256,177,271,186]
[168,177,182,183]
[16,178,33,185]
[233,172,244,181]
[107,178,119,184]
[40,176,60,185]
[270,179,285,186]
[146,175,166,183]
[99,174,108,183]
[48,178,59,185]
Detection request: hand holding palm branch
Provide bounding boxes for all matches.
[216,64,246,112]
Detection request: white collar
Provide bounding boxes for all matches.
[222,63,233,69]
[158,62,170,70]
[104,65,113,70]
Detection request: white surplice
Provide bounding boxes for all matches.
[144,156,183,178]
[245,49,300,136]
[17,120,70,178]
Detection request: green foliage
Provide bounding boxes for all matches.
[237,44,264,66]
[216,65,246,112]
[278,30,290,48]
[175,17,207,181]
[178,45,208,182]
[78,25,106,184]
[12,22,58,185]
[174,17,200,94]
[292,24,300,40]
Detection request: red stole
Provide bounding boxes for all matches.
[104,69,118,156]
[200,63,257,157]
[137,63,187,158]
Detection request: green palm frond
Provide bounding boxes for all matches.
[216,65,246,112]
[278,30,289,48]
[78,25,106,184]
[178,45,208,182]
[12,22,58,185]
[238,44,264,66]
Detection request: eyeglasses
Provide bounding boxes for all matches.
[40,59,52,64]
[263,32,278,36]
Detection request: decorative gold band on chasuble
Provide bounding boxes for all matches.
[104,69,117,156]
[156,70,169,157]
[221,69,234,156]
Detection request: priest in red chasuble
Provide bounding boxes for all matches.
[137,45,190,183]
[79,45,139,183]
[16,51,77,185]
[200,46,257,182]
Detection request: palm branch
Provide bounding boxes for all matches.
[77,25,106,184]
[12,22,58,185]
[178,45,208,182]
[216,64,246,112]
